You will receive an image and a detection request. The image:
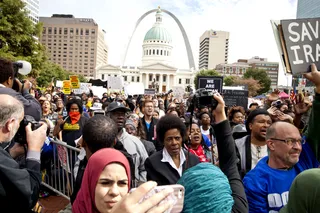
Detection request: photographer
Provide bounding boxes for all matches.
[0,58,42,121]
[0,94,47,212]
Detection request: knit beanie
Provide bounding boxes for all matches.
[245,109,269,133]
[177,163,234,213]
[125,119,137,129]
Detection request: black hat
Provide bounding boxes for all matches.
[246,109,270,133]
[107,102,130,113]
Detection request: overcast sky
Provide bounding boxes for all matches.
[39,0,298,86]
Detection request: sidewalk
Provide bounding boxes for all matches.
[38,195,70,213]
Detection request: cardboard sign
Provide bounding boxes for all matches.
[106,76,123,90]
[73,83,92,94]
[197,76,223,93]
[124,83,144,96]
[222,89,249,109]
[144,89,156,95]
[57,144,70,173]
[280,18,320,75]
[62,80,71,95]
[69,75,80,89]
[56,80,63,88]
[173,86,185,100]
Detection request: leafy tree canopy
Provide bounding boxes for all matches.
[243,68,271,94]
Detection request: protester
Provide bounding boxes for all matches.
[235,109,272,178]
[0,94,47,212]
[140,100,159,150]
[178,93,248,212]
[228,106,245,128]
[53,98,89,146]
[198,111,215,143]
[107,102,148,186]
[55,98,67,116]
[279,168,320,213]
[145,115,200,185]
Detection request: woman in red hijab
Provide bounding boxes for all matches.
[73,148,131,213]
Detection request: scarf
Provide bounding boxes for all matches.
[69,111,81,125]
[72,148,131,213]
[186,144,209,162]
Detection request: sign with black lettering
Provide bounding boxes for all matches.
[197,76,223,93]
[144,89,155,95]
[222,89,248,109]
[281,18,320,75]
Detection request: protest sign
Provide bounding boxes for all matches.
[73,83,92,94]
[107,76,123,90]
[173,86,185,100]
[222,89,248,109]
[144,89,156,95]
[279,17,320,75]
[197,76,223,93]
[56,80,63,88]
[69,75,80,89]
[62,80,71,95]
[57,144,70,173]
[124,83,144,96]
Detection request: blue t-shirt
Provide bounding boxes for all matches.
[243,142,319,213]
[145,121,151,131]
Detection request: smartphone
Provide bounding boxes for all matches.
[92,110,105,116]
[130,184,184,213]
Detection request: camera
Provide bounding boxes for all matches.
[12,61,32,92]
[187,88,218,112]
[15,115,42,144]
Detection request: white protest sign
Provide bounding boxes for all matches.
[57,144,70,173]
[56,80,63,88]
[124,83,144,96]
[91,86,108,99]
[73,83,92,94]
[173,86,185,100]
[107,76,123,90]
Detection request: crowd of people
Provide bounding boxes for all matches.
[1,56,320,213]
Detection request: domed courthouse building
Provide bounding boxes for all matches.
[95,7,197,92]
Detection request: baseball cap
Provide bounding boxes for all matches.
[107,102,130,112]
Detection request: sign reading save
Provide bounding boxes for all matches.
[281,18,320,75]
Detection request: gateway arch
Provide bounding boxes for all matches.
[123,8,196,69]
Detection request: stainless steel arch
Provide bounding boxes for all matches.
[123,9,196,69]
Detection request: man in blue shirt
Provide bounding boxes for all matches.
[244,64,320,213]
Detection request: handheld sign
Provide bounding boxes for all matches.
[280,17,320,75]
[197,76,223,93]
[69,75,80,89]
[222,89,248,109]
[62,80,71,95]
[144,89,156,95]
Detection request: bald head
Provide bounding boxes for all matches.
[0,95,24,127]
[266,121,300,140]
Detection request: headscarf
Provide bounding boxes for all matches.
[72,148,131,213]
[177,163,234,213]
[280,168,320,213]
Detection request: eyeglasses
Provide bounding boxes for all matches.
[270,138,305,146]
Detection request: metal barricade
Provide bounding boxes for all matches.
[41,138,81,200]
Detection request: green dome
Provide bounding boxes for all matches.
[144,25,172,43]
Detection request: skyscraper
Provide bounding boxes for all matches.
[199,30,229,70]
[22,0,40,24]
[297,0,320,18]
[40,14,108,78]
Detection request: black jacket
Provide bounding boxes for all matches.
[70,141,135,204]
[0,87,42,121]
[141,117,162,151]
[214,120,248,213]
[0,147,41,212]
[145,149,200,186]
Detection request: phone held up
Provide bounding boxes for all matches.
[130,184,185,213]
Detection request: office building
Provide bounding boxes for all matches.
[297,0,320,18]
[40,14,108,78]
[238,56,279,87]
[22,0,40,24]
[215,62,250,77]
[199,30,229,70]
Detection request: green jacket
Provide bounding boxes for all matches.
[305,93,320,162]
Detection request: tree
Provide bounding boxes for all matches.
[244,68,271,94]
[224,76,237,86]
[0,0,46,77]
[234,77,262,97]
[194,69,220,89]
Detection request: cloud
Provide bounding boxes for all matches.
[39,0,298,85]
